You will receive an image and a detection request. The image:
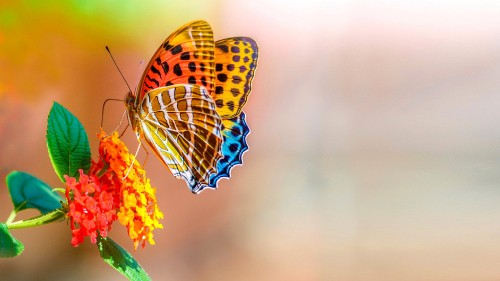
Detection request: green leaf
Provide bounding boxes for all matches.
[6,171,62,214]
[46,102,91,182]
[7,208,66,230]
[0,223,24,258]
[97,236,152,281]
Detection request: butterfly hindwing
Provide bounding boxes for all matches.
[209,112,250,187]
[138,84,222,193]
[138,20,216,102]
[213,37,258,119]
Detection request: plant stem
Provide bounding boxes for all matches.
[6,208,66,229]
[53,187,66,194]
[5,210,17,224]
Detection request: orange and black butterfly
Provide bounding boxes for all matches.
[125,20,258,193]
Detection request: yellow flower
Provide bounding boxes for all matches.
[98,130,164,249]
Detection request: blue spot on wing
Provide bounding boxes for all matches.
[208,112,250,187]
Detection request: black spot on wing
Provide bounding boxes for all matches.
[161,62,169,74]
[231,126,242,137]
[188,62,196,72]
[171,45,182,55]
[232,76,242,84]
[228,143,239,153]
[145,75,160,87]
[218,44,229,53]
[162,41,172,50]
[173,63,182,76]
[217,73,228,82]
[230,88,240,97]
[150,65,161,77]
[180,52,190,60]
[226,101,235,112]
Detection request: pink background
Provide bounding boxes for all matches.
[1,1,500,280]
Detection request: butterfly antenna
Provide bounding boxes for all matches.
[106,46,133,94]
[100,98,125,128]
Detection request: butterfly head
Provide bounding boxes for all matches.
[125,91,138,130]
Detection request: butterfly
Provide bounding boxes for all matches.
[125,20,258,194]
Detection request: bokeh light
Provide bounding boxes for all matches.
[1,1,500,280]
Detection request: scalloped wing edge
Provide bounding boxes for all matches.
[206,112,250,189]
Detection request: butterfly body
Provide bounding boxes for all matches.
[125,20,258,193]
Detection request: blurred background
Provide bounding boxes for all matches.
[1,0,500,280]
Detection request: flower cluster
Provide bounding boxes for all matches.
[64,170,118,246]
[64,131,163,249]
[98,131,164,249]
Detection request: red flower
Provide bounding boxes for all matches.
[64,130,163,249]
[64,169,118,247]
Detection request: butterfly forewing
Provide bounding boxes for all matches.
[138,84,222,193]
[137,20,216,103]
[213,37,258,119]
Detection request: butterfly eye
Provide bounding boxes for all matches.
[125,92,135,105]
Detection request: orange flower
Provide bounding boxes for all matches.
[98,131,164,249]
[65,130,163,249]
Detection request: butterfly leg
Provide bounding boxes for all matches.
[102,107,129,138]
[141,141,150,168]
[122,139,143,179]
[118,123,130,138]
